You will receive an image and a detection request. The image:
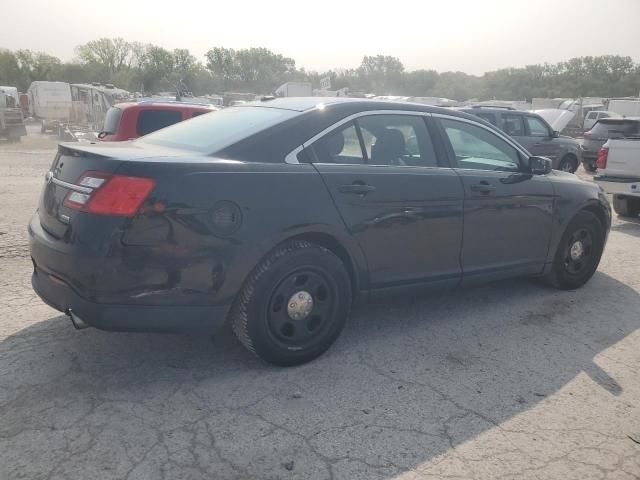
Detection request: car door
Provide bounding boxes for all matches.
[308,113,465,289]
[523,115,558,160]
[435,115,554,283]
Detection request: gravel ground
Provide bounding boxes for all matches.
[0,134,639,480]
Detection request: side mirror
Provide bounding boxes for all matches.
[529,156,552,175]
[551,130,560,138]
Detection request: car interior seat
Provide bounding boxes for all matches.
[370,129,406,165]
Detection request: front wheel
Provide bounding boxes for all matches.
[612,195,640,218]
[558,154,578,173]
[544,210,605,290]
[230,240,352,366]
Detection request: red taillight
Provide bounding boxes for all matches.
[596,147,609,169]
[63,173,155,217]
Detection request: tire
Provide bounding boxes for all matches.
[558,154,578,173]
[230,240,352,366]
[582,161,597,173]
[612,195,640,218]
[545,210,605,290]
[40,122,46,134]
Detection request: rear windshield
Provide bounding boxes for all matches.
[102,107,122,134]
[136,106,297,153]
[137,109,183,136]
[590,120,640,138]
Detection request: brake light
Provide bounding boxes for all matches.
[596,147,608,169]
[63,172,155,217]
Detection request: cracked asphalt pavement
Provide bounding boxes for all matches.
[1,133,639,479]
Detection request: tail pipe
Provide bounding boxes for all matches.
[67,309,89,330]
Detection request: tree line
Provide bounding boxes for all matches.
[1,38,639,101]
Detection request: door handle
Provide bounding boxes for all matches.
[470,183,496,194]
[338,183,376,195]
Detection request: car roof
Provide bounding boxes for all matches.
[459,106,531,115]
[113,101,217,111]
[236,96,480,120]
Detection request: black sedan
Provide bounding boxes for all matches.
[29,98,611,365]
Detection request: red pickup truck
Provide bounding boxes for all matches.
[99,101,218,141]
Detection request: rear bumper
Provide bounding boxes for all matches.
[29,212,231,333]
[595,176,640,197]
[31,264,230,333]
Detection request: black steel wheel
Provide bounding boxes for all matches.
[545,210,605,290]
[231,240,351,366]
[562,227,593,276]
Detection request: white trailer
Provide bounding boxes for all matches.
[0,86,19,106]
[275,82,312,97]
[27,81,72,132]
[606,99,640,117]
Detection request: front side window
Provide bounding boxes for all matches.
[501,114,525,136]
[357,115,438,167]
[137,110,183,136]
[440,118,521,172]
[311,122,364,164]
[526,116,550,137]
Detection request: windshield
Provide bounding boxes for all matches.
[136,106,296,153]
[102,107,122,134]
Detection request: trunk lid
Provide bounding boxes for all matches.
[39,142,188,238]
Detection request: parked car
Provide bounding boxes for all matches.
[29,98,611,366]
[582,118,640,172]
[594,137,640,217]
[99,101,218,141]
[460,106,583,172]
[582,110,621,131]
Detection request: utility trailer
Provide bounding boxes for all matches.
[0,90,27,142]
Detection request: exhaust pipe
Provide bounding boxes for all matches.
[68,309,89,330]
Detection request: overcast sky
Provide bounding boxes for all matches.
[2,0,639,74]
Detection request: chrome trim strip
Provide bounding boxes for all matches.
[284,145,303,164]
[284,110,433,164]
[50,176,93,194]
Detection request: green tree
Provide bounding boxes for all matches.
[75,38,134,73]
[357,55,404,93]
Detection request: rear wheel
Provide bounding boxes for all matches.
[230,240,352,366]
[582,161,597,173]
[545,210,605,290]
[558,154,578,173]
[612,195,640,218]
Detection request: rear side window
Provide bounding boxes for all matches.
[137,110,183,136]
[102,107,122,134]
[501,114,525,136]
[357,115,438,167]
[474,112,497,126]
[312,122,364,165]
